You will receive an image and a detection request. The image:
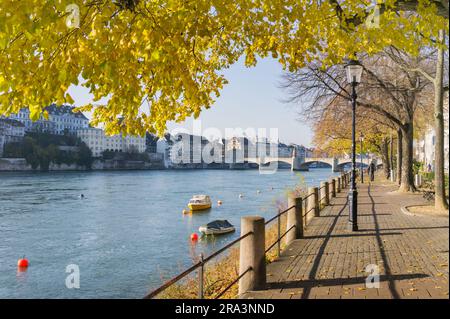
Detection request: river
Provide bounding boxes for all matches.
[0,168,339,298]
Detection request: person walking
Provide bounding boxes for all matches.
[368,162,375,182]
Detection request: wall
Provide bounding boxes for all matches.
[0,157,165,171]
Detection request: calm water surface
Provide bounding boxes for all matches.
[0,168,338,298]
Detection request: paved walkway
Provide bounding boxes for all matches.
[243,178,449,299]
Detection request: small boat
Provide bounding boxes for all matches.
[188,195,212,211]
[199,220,235,235]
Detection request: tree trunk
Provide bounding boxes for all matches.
[398,123,415,192]
[389,133,394,178]
[381,137,390,179]
[434,29,448,210]
[396,129,403,185]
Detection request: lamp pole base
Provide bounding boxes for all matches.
[348,188,358,231]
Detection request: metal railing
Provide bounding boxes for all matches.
[264,205,296,257]
[144,230,253,299]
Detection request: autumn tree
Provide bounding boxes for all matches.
[0,0,448,136]
[310,92,397,179]
[282,48,435,192]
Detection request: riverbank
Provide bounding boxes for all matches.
[0,157,165,171]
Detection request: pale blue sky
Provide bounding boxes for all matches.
[68,57,313,146]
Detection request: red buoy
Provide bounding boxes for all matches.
[17,257,29,268]
[190,233,198,241]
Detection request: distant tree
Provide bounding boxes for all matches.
[76,143,94,169]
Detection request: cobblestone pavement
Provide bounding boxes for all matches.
[242,178,449,299]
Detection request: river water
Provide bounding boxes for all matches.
[0,168,338,298]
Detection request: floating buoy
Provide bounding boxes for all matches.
[182,209,189,214]
[256,190,261,194]
[217,200,222,206]
[239,194,243,198]
[190,233,199,241]
[17,257,28,268]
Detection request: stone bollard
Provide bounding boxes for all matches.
[337,177,341,193]
[307,187,319,218]
[330,178,336,198]
[320,181,329,208]
[239,216,266,295]
[286,196,303,246]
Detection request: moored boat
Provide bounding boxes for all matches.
[199,220,235,235]
[188,195,212,211]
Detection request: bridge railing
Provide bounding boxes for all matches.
[144,171,351,299]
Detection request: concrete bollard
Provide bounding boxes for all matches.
[337,177,341,193]
[320,181,329,208]
[330,178,336,198]
[238,216,266,295]
[307,187,319,218]
[286,196,303,245]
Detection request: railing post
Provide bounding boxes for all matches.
[308,187,319,217]
[198,253,204,299]
[320,181,329,207]
[286,196,303,246]
[277,213,281,258]
[337,177,341,193]
[238,216,266,295]
[330,178,336,198]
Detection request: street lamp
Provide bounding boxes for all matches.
[345,59,363,231]
[360,132,364,183]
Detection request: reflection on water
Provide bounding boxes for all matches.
[0,169,338,298]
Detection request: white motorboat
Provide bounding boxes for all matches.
[199,220,235,235]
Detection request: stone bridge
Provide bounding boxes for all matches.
[244,156,377,172]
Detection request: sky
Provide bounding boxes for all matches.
[68,57,313,147]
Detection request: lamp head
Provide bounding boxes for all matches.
[345,60,363,84]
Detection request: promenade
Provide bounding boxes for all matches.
[242,177,449,299]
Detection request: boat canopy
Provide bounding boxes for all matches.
[205,220,233,230]
[192,194,209,200]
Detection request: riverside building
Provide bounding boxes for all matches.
[76,128,146,158]
[7,104,89,135]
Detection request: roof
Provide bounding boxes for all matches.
[44,104,89,120]
[0,118,25,127]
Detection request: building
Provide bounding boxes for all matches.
[7,104,89,135]
[76,128,146,157]
[146,133,159,153]
[415,92,449,173]
[0,119,25,156]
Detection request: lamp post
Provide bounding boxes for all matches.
[345,60,363,232]
[360,132,364,183]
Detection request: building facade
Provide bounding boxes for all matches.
[76,128,146,158]
[7,105,89,135]
[0,119,25,157]
[415,92,449,173]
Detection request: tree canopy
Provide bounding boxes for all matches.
[0,0,448,135]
